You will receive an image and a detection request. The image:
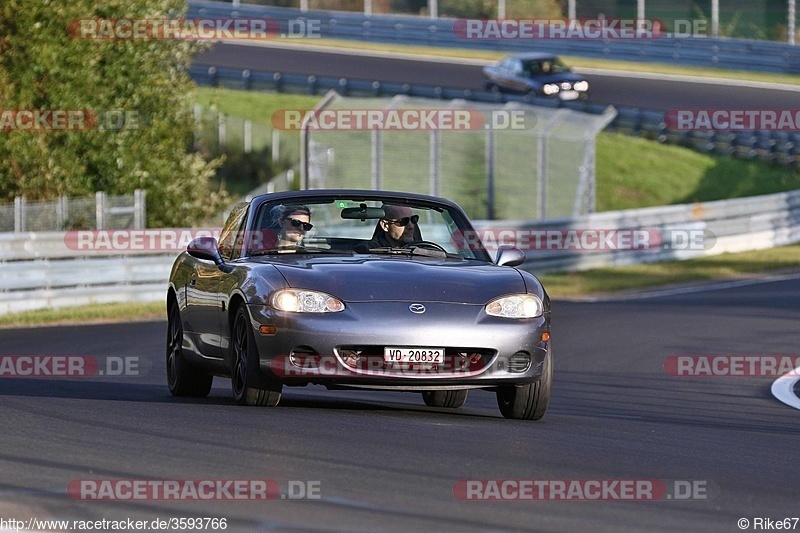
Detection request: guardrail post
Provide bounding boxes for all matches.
[96,191,106,230]
[14,197,26,233]
[485,128,496,220]
[134,189,146,229]
[208,66,218,87]
[242,69,251,91]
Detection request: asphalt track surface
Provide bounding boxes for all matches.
[193,43,800,110]
[1,277,798,532]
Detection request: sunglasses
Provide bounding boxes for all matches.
[286,217,313,231]
[386,214,420,227]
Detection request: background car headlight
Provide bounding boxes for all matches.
[485,294,543,318]
[542,84,560,95]
[574,80,589,92]
[271,289,345,313]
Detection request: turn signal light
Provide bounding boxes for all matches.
[260,325,277,335]
[541,332,550,341]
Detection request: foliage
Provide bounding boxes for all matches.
[0,0,226,227]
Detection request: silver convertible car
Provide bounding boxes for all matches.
[166,190,552,420]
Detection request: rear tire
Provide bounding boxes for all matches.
[231,306,281,406]
[422,390,469,409]
[496,347,552,420]
[166,300,213,397]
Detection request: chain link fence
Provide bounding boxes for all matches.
[0,190,146,232]
[301,91,616,220]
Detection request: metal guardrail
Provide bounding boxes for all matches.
[190,64,800,167]
[1,190,798,313]
[187,1,800,74]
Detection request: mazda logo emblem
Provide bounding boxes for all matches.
[409,303,426,314]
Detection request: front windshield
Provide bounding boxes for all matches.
[245,197,489,261]
[524,58,569,76]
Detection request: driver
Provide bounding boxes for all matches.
[359,204,420,250]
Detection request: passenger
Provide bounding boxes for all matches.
[275,204,313,249]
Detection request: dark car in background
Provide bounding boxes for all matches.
[166,189,552,420]
[483,52,590,100]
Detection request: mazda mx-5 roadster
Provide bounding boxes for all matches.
[166,189,552,420]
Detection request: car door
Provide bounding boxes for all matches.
[184,202,248,360]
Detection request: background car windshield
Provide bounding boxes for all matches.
[524,59,569,75]
[251,198,485,259]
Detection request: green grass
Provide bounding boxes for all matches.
[538,243,800,297]
[0,302,165,329]
[595,133,800,211]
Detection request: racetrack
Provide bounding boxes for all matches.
[193,42,800,111]
[1,277,798,532]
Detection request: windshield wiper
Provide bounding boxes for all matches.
[250,247,353,256]
[364,246,461,259]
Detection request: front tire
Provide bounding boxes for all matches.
[496,347,552,420]
[422,390,468,409]
[231,306,281,406]
[166,300,213,397]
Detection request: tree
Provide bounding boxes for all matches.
[0,0,225,227]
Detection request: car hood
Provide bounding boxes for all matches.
[262,255,525,304]
[534,72,585,84]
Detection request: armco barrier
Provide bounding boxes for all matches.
[187,1,800,75]
[1,190,799,314]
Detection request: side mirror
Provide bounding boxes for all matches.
[495,244,525,267]
[187,237,224,266]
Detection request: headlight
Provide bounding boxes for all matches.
[560,81,572,90]
[574,80,589,92]
[271,289,345,313]
[542,83,560,95]
[485,294,543,319]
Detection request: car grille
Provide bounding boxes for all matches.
[335,346,495,376]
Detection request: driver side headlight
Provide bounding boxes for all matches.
[574,80,589,92]
[271,289,345,313]
[485,294,543,319]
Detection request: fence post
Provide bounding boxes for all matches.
[193,103,202,151]
[218,113,226,148]
[14,197,26,233]
[134,189,147,229]
[536,135,547,219]
[57,195,68,230]
[485,129,496,220]
[272,129,280,164]
[96,191,107,230]
[371,129,383,190]
[429,130,440,196]
[244,119,252,154]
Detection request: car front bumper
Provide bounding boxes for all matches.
[247,301,550,390]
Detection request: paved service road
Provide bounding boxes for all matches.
[0,277,798,531]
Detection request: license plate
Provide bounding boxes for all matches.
[384,347,444,364]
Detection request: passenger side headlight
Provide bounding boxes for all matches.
[542,83,560,95]
[485,294,543,319]
[574,81,589,92]
[271,289,345,313]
